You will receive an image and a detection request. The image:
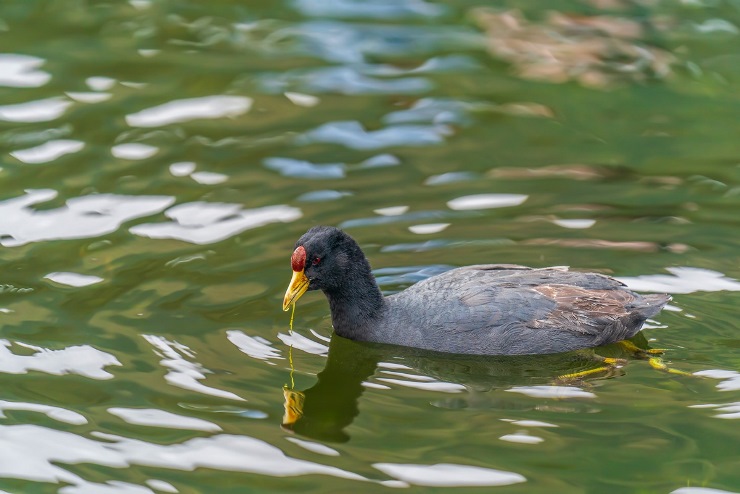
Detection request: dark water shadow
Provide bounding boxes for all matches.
[281,332,655,443]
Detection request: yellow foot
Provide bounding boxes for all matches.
[648,357,693,376]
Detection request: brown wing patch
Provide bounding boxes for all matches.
[532,284,636,333]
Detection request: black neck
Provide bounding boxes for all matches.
[324,264,385,340]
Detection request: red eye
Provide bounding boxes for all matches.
[312,257,321,266]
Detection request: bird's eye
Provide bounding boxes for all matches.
[312,257,321,266]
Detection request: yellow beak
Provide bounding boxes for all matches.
[283,269,309,311]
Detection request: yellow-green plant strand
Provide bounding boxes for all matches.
[288,345,295,389]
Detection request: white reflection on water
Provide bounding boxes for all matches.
[499,432,544,444]
[425,171,478,185]
[284,91,320,107]
[0,54,51,87]
[693,369,740,392]
[505,386,596,399]
[374,205,409,216]
[0,340,121,379]
[44,272,104,288]
[226,330,283,363]
[86,76,116,91]
[125,96,253,127]
[376,369,466,394]
[689,402,740,420]
[90,432,365,480]
[447,193,528,210]
[145,480,177,493]
[62,480,158,493]
[0,401,87,425]
[168,162,228,184]
[277,331,329,356]
[169,161,196,177]
[298,120,451,150]
[0,425,367,488]
[0,190,174,247]
[130,202,302,245]
[502,419,558,428]
[0,97,72,123]
[375,378,465,393]
[286,437,340,456]
[108,408,221,432]
[190,171,228,185]
[142,335,244,401]
[618,267,740,294]
[65,91,112,103]
[373,462,526,487]
[111,143,159,160]
[552,218,596,229]
[0,425,125,484]
[409,223,449,234]
[10,139,84,164]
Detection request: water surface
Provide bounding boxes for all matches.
[1,0,739,493]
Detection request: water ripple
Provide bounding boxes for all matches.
[125,96,253,128]
[264,20,481,64]
[447,194,528,211]
[0,401,87,425]
[0,340,121,379]
[0,54,50,87]
[143,335,244,401]
[226,330,283,363]
[499,432,545,444]
[0,190,174,247]
[107,408,222,431]
[259,66,432,95]
[0,97,71,123]
[373,462,526,487]
[44,272,104,288]
[10,139,84,164]
[111,143,159,160]
[264,157,345,179]
[506,386,596,399]
[130,202,302,245]
[619,267,740,294]
[298,120,451,150]
[91,431,367,480]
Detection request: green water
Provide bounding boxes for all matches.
[1,0,739,492]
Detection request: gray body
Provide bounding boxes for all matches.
[332,264,669,355]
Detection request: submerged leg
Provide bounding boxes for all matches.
[618,340,691,376]
[648,357,693,376]
[617,339,665,356]
[556,353,626,382]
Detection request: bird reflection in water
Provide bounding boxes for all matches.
[281,332,683,443]
[282,303,304,428]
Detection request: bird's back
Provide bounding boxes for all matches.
[374,265,670,355]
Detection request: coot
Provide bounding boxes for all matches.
[282,226,670,355]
